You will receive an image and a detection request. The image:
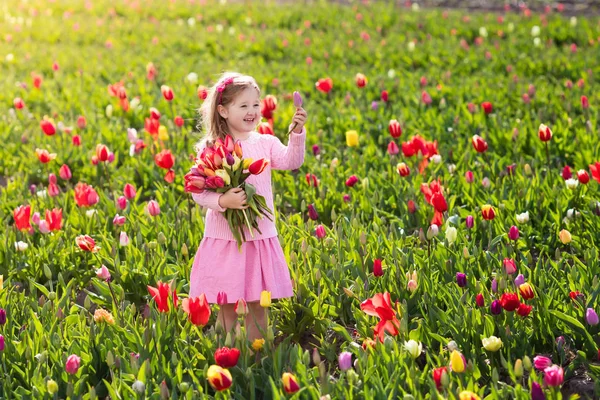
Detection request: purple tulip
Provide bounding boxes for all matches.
[371,101,379,110]
[586,308,599,326]
[555,336,566,352]
[456,272,467,288]
[307,204,319,221]
[312,144,320,156]
[490,300,502,315]
[491,278,498,293]
[466,215,474,229]
[226,153,235,166]
[508,225,519,240]
[0,309,6,325]
[338,351,353,371]
[0,334,4,351]
[343,194,351,203]
[293,91,303,108]
[531,381,546,400]
[514,274,525,287]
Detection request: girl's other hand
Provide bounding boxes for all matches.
[219,187,249,210]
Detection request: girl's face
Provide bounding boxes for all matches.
[218,87,260,136]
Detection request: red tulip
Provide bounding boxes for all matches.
[373,259,383,277]
[581,95,589,109]
[282,372,300,394]
[388,119,402,138]
[481,101,493,114]
[381,90,389,102]
[46,208,62,231]
[500,292,520,311]
[74,183,99,207]
[471,135,488,153]
[432,367,448,390]
[355,73,367,88]
[214,347,241,368]
[305,173,318,187]
[481,204,495,220]
[155,150,175,170]
[561,165,572,180]
[147,281,178,313]
[13,205,31,231]
[174,116,184,127]
[517,303,532,317]
[261,95,278,119]
[248,159,269,175]
[257,122,274,135]
[476,293,485,307]
[182,294,211,326]
[397,162,410,177]
[36,149,57,164]
[431,193,447,213]
[519,283,535,300]
[345,175,359,187]
[72,135,82,146]
[150,107,161,120]
[40,119,56,136]
[407,200,416,213]
[76,235,98,252]
[164,169,175,183]
[590,162,600,183]
[207,365,233,392]
[32,73,43,89]
[160,85,174,101]
[577,169,590,184]
[13,97,25,110]
[197,85,208,100]
[315,77,333,93]
[96,144,110,162]
[360,292,400,342]
[538,124,552,142]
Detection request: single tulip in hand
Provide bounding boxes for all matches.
[288,91,307,134]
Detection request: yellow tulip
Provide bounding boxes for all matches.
[251,338,265,352]
[459,391,481,400]
[214,169,231,185]
[260,291,271,308]
[450,350,466,373]
[481,336,502,352]
[559,229,572,244]
[242,158,253,169]
[206,365,233,391]
[345,130,359,147]
[158,125,169,141]
[0,275,3,292]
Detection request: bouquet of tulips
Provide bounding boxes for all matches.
[184,135,272,251]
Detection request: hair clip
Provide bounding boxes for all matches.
[216,77,235,104]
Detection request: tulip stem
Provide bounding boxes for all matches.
[241,209,254,238]
[545,142,550,173]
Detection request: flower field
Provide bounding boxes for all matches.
[2,0,600,398]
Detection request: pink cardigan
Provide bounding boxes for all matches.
[192,128,306,241]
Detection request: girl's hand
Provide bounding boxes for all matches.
[219,188,249,210]
[291,107,307,133]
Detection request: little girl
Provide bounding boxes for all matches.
[189,72,307,341]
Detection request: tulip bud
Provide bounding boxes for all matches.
[427,224,439,240]
[508,225,519,240]
[466,215,474,229]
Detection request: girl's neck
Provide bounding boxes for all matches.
[228,127,254,142]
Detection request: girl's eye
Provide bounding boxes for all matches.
[241,105,247,108]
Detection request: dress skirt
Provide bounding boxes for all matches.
[189,236,294,304]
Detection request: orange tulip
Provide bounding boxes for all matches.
[182,294,211,326]
[519,283,535,300]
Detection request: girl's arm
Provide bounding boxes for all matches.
[269,126,306,170]
[191,191,226,212]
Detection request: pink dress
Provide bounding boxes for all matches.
[189,128,306,304]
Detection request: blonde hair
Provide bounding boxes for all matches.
[194,72,261,153]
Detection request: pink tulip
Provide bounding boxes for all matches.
[503,258,517,275]
[465,171,474,183]
[119,231,130,246]
[533,355,552,370]
[95,266,111,281]
[117,196,127,210]
[123,183,136,200]
[65,354,81,374]
[217,291,228,305]
[113,214,126,226]
[508,226,519,240]
[315,225,326,239]
[387,141,400,155]
[59,164,72,180]
[147,200,161,216]
[38,220,50,234]
[543,365,564,387]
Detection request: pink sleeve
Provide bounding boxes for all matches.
[190,142,226,212]
[269,126,306,170]
[191,191,226,212]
